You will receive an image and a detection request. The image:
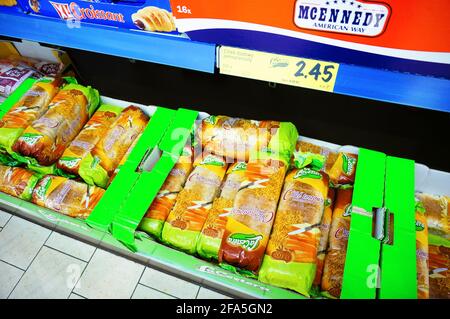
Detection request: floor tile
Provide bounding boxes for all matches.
[0,261,24,299]
[132,284,175,299]
[9,246,86,299]
[0,216,51,269]
[140,267,199,299]
[0,210,11,227]
[74,249,144,299]
[197,287,232,299]
[69,293,86,299]
[45,231,96,262]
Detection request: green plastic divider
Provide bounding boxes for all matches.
[0,78,36,118]
[158,108,199,155]
[110,108,199,250]
[341,148,386,299]
[379,156,417,299]
[86,106,176,231]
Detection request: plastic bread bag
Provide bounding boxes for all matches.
[0,150,21,167]
[328,152,358,186]
[296,140,338,175]
[161,154,227,254]
[139,144,194,239]
[218,122,298,276]
[258,167,330,296]
[83,105,149,188]
[321,186,353,298]
[313,187,336,291]
[0,165,40,201]
[12,83,100,166]
[416,192,448,237]
[428,235,449,299]
[57,104,121,176]
[106,132,142,187]
[415,199,429,299]
[196,162,247,261]
[0,77,62,153]
[0,58,38,97]
[32,175,105,219]
[199,115,281,161]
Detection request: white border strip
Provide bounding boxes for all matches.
[177,18,450,64]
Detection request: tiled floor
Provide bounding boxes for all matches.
[0,211,232,300]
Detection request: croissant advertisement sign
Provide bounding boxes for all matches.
[170,0,450,78]
[294,0,391,37]
[17,0,179,34]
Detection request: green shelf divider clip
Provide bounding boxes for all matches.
[109,108,199,251]
[379,156,417,299]
[341,148,386,299]
[86,106,177,232]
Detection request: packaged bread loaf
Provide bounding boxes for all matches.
[196,162,247,260]
[161,154,227,254]
[416,192,448,237]
[328,152,358,186]
[321,186,353,298]
[415,199,429,299]
[139,144,194,239]
[0,165,40,201]
[313,187,335,289]
[0,78,62,153]
[218,122,298,275]
[218,159,287,276]
[259,165,330,296]
[428,234,449,299]
[32,175,105,219]
[57,104,121,177]
[83,105,149,188]
[106,132,142,187]
[200,115,281,161]
[12,83,99,166]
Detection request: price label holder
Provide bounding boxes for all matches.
[218,46,340,92]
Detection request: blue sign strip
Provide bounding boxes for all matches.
[335,64,450,113]
[0,10,216,73]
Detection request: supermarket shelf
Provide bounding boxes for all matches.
[335,64,450,113]
[0,10,216,73]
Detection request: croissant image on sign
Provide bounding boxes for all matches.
[294,0,391,37]
[132,6,176,32]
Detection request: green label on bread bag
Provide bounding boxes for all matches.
[232,162,247,172]
[35,176,51,200]
[342,153,356,174]
[294,168,322,180]
[201,155,225,167]
[59,156,80,169]
[20,133,42,146]
[227,233,263,251]
[415,220,425,232]
[204,115,217,125]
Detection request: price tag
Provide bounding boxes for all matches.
[219,46,339,92]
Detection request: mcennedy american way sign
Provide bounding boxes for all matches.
[294,0,391,37]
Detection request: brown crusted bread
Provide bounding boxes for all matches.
[32,175,104,219]
[321,249,347,298]
[428,244,450,299]
[12,88,90,166]
[92,106,149,176]
[201,115,280,161]
[231,165,285,236]
[416,192,448,236]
